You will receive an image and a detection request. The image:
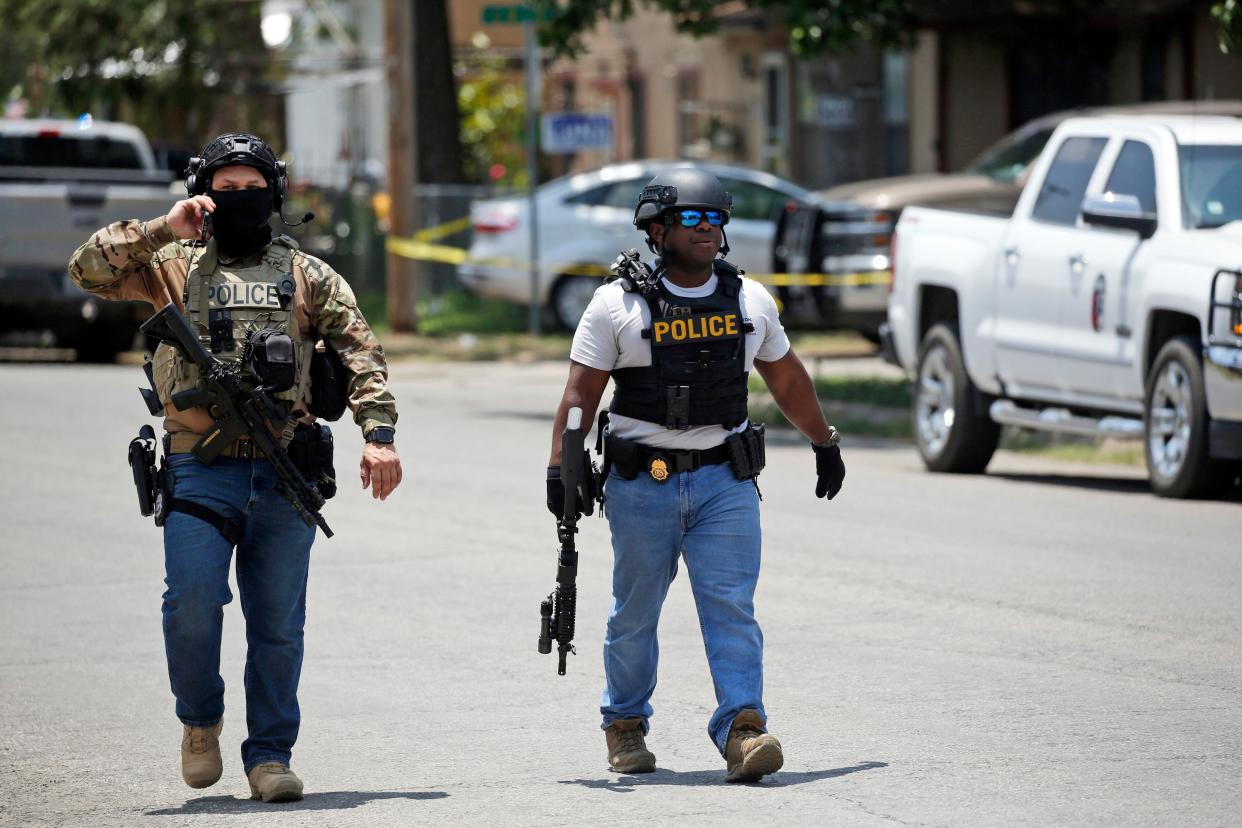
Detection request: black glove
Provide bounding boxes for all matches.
[813,443,845,500]
[546,465,585,519]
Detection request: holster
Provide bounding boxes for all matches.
[127,425,159,517]
[724,422,766,480]
[288,422,337,500]
[602,432,642,480]
[128,428,232,539]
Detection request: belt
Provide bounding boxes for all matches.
[167,432,266,459]
[608,433,731,477]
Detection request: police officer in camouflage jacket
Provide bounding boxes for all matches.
[69,132,402,802]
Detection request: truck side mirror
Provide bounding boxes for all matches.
[1081,193,1157,239]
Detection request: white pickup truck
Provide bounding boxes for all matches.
[0,118,178,360]
[885,115,1242,498]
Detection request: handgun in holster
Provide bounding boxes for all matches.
[128,425,171,525]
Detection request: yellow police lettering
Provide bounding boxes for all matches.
[653,320,671,342]
[725,315,739,336]
[709,316,725,337]
[671,319,688,340]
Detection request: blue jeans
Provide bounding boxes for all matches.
[600,461,765,755]
[162,454,315,772]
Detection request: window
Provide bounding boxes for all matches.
[603,178,645,209]
[563,178,645,209]
[0,134,145,169]
[720,178,785,222]
[966,127,1056,183]
[1178,145,1242,228]
[564,183,611,206]
[1031,136,1108,226]
[1104,141,1157,214]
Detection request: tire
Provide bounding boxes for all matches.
[550,274,600,331]
[1144,335,1226,498]
[912,323,1000,473]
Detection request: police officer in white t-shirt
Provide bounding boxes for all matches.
[546,168,846,783]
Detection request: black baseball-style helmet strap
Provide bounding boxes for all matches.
[185,132,286,210]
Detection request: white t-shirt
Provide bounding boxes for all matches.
[571,273,790,450]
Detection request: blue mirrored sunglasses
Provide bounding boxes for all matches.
[676,209,725,227]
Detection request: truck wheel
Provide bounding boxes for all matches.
[1144,336,1225,498]
[913,323,1000,473]
[550,274,599,331]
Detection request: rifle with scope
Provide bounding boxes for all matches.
[538,406,597,675]
[140,302,333,538]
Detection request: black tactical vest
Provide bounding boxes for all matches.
[610,259,753,430]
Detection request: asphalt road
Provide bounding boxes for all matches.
[1,359,1239,827]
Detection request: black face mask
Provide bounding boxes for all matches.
[207,187,274,257]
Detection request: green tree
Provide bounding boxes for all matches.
[1213,0,1242,52]
[456,33,528,187]
[537,0,1242,59]
[0,0,279,147]
[534,0,916,57]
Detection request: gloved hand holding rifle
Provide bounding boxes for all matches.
[539,406,599,675]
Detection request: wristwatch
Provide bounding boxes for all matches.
[813,426,841,448]
[365,426,395,445]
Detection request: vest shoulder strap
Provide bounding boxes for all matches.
[713,258,742,297]
[262,236,298,272]
[185,241,219,315]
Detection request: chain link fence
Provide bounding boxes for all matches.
[281,178,515,302]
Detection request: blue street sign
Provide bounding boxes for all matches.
[540,113,614,154]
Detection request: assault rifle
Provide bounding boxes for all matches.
[140,302,333,538]
[538,406,598,675]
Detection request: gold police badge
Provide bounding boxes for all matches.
[648,456,670,482]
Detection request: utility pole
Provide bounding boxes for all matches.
[384,0,419,332]
[524,14,542,336]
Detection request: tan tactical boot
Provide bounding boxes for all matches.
[725,710,783,783]
[604,718,656,773]
[247,762,304,803]
[180,720,223,789]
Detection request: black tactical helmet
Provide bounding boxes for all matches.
[633,168,732,232]
[185,132,285,209]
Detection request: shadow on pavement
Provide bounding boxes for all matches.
[990,471,1242,501]
[144,790,449,815]
[988,471,1153,495]
[560,761,887,792]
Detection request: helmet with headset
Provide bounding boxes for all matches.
[184,132,286,211]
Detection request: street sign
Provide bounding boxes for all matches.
[540,113,614,154]
[480,4,549,24]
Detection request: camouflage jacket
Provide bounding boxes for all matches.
[69,216,398,437]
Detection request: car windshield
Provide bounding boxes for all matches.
[964,127,1056,182]
[1179,145,1242,228]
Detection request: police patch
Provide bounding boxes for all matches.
[651,311,740,347]
[208,282,283,309]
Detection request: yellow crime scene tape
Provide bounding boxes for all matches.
[385,217,892,287]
